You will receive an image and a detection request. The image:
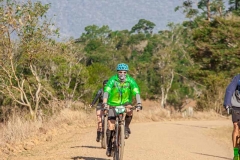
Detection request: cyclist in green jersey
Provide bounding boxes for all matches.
[102,63,142,157]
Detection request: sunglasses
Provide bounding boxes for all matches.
[118,71,127,74]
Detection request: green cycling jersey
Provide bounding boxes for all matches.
[104,74,140,106]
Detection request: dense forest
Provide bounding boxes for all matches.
[0,0,240,121]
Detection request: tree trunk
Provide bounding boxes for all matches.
[207,0,211,21]
[161,87,165,108]
[66,99,73,108]
[30,64,42,120]
[160,70,174,108]
[236,0,238,10]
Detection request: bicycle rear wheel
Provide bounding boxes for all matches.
[101,115,108,149]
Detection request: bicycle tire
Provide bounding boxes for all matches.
[100,114,105,148]
[119,124,125,160]
[113,120,119,160]
[101,115,108,149]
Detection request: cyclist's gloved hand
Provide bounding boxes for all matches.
[226,105,232,115]
[136,103,142,111]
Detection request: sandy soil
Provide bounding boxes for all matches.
[7,120,233,160]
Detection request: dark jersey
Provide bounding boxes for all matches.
[223,74,240,107]
[91,88,104,106]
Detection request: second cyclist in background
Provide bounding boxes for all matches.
[89,79,108,142]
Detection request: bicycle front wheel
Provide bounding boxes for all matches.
[113,120,119,160]
[119,124,125,160]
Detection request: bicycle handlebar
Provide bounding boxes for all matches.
[101,105,143,111]
[129,105,143,111]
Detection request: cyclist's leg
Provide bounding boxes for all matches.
[232,107,240,148]
[125,104,133,138]
[106,108,116,156]
[233,122,239,147]
[96,108,103,131]
[96,106,103,142]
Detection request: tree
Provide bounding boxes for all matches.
[198,0,225,20]
[130,19,156,34]
[229,0,240,10]
[175,0,199,20]
[190,18,240,74]
[46,39,90,106]
[77,25,116,66]
[0,0,58,119]
[83,63,113,103]
[185,15,240,112]
[198,0,211,21]
[151,24,183,108]
[80,25,111,44]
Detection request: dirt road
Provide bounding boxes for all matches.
[8,120,233,160]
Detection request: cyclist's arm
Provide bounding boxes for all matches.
[103,92,109,104]
[129,77,141,105]
[223,75,240,108]
[136,94,141,104]
[91,89,101,106]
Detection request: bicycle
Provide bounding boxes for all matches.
[101,107,108,149]
[109,105,142,160]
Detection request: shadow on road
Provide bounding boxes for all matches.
[172,123,216,129]
[71,145,102,149]
[192,152,232,160]
[71,156,110,160]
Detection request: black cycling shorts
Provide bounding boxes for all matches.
[232,107,240,123]
[108,108,117,120]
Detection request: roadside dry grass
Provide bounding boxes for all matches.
[134,99,227,122]
[133,107,227,122]
[0,107,95,157]
[0,117,42,145]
